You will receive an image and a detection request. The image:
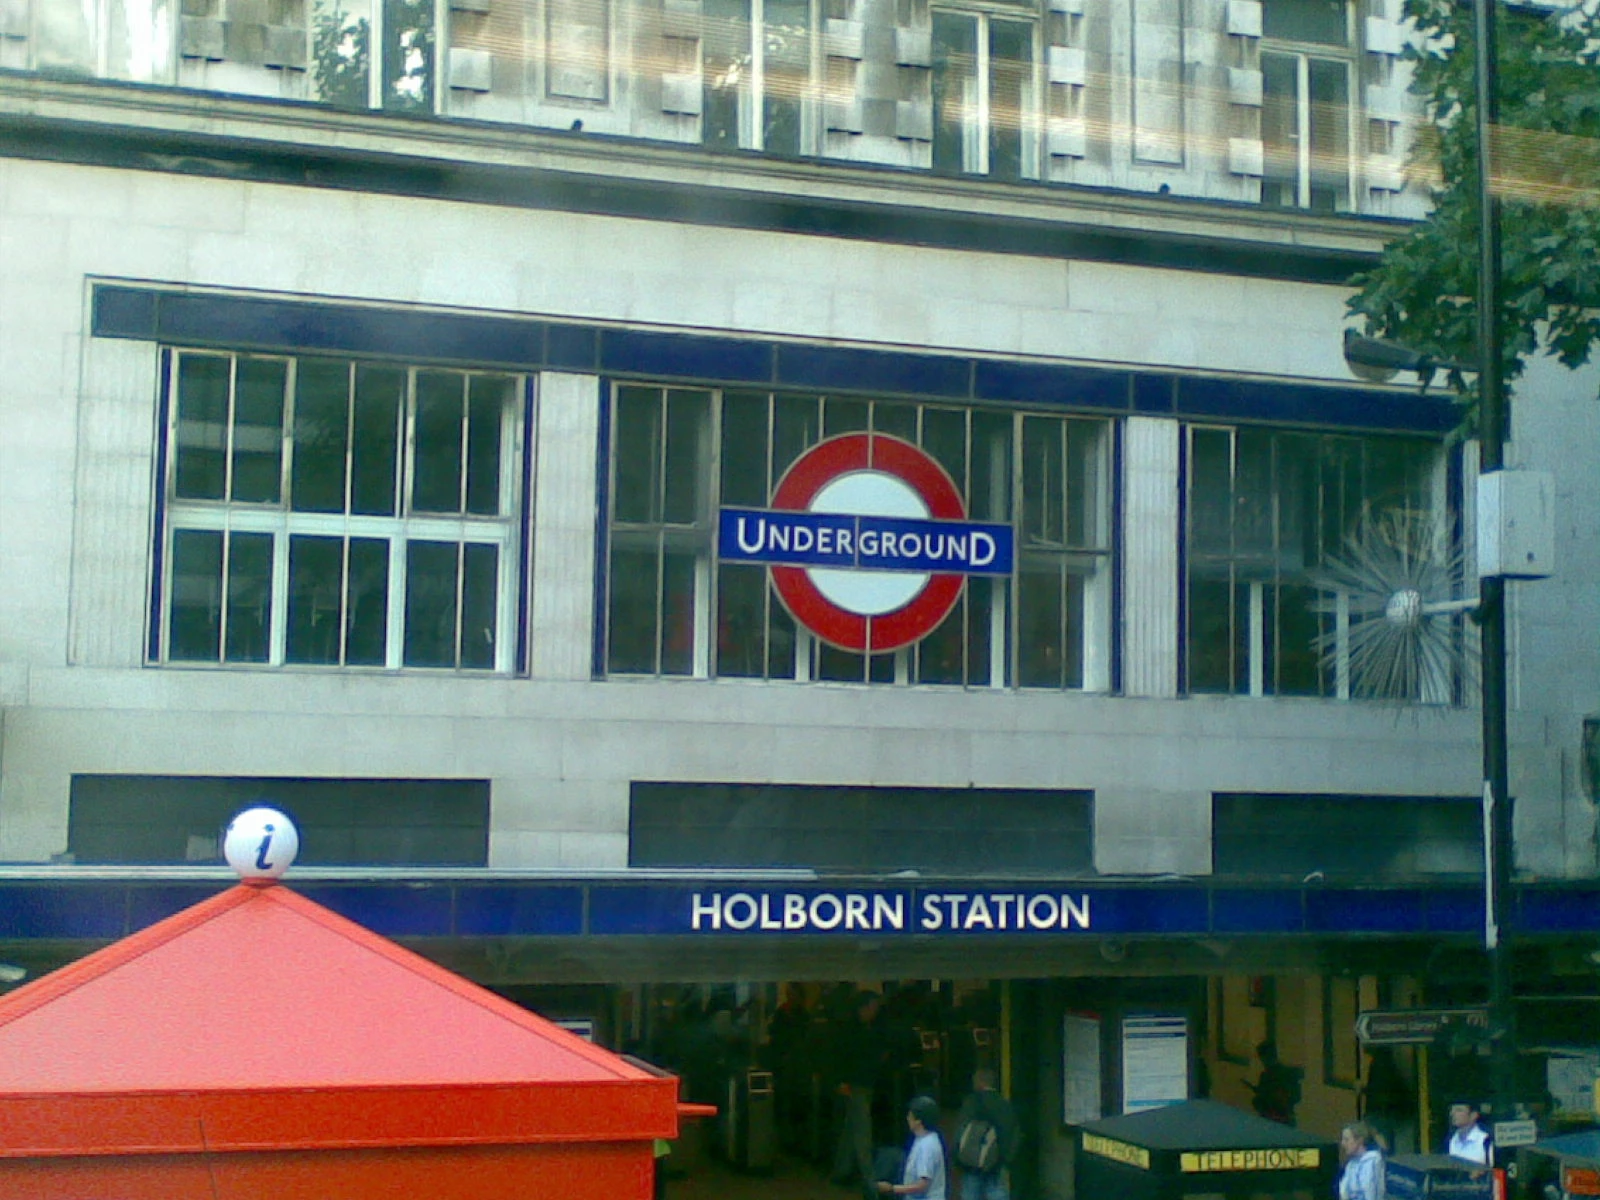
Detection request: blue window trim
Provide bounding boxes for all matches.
[92,285,1460,436]
[147,348,173,662]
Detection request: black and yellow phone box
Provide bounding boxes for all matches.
[1077,1100,1337,1200]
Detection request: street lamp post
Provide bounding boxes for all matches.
[1471,0,1518,1141]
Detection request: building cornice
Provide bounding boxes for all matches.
[0,73,1405,283]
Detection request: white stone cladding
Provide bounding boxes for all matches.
[0,153,1594,876]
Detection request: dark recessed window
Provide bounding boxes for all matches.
[68,775,490,866]
[630,782,1093,876]
[1212,793,1480,880]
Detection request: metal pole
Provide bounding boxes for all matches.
[1472,0,1516,1140]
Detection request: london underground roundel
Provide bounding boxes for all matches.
[718,433,1014,653]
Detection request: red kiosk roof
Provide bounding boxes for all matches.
[0,883,681,1158]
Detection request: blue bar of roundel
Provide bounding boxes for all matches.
[858,516,1013,575]
[719,509,857,568]
[1212,890,1304,933]
[1306,890,1426,933]
[295,884,455,936]
[455,885,585,935]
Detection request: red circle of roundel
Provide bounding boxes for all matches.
[768,432,967,654]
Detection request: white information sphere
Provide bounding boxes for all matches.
[807,470,930,616]
[223,808,300,880]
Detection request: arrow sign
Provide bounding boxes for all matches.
[1354,1008,1489,1046]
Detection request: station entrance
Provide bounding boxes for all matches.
[498,977,1011,1200]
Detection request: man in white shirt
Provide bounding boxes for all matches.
[1445,1101,1492,1165]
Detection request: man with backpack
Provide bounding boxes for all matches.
[954,1068,1019,1200]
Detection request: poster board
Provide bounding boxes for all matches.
[1063,1013,1103,1125]
[1122,1015,1188,1114]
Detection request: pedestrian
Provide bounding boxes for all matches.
[877,1095,948,1199]
[832,989,886,1198]
[1338,1121,1386,1200]
[1246,1040,1302,1125]
[953,1068,1019,1200]
[1444,1100,1492,1164]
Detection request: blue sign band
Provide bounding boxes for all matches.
[719,508,1014,575]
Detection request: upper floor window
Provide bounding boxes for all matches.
[932,9,1039,181]
[1183,426,1447,699]
[156,350,528,671]
[603,386,1111,688]
[703,0,811,156]
[1260,0,1355,211]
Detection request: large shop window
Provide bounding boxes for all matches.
[604,386,1112,688]
[1260,0,1354,211]
[156,350,527,671]
[932,9,1039,181]
[1184,426,1445,699]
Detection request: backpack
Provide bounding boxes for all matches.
[955,1117,1001,1173]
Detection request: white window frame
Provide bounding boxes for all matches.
[157,350,528,673]
[930,6,1042,179]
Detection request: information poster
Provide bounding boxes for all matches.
[1063,1013,1103,1125]
[1122,1015,1188,1114]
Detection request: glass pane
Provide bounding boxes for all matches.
[1263,0,1348,45]
[873,402,918,443]
[1234,429,1276,572]
[293,359,352,514]
[107,0,176,82]
[381,0,434,113]
[231,359,286,503]
[703,0,748,150]
[818,642,866,682]
[717,563,767,677]
[922,407,968,501]
[1067,421,1105,548]
[1017,558,1063,687]
[1187,576,1234,692]
[989,19,1033,182]
[932,12,978,175]
[915,596,965,685]
[460,543,498,669]
[613,386,663,524]
[1261,52,1300,207]
[766,592,797,678]
[169,529,223,660]
[225,532,273,663]
[764,0,808,155]
[1021,416,1064,544]
[287,535,345,664]
[352,365,403,516]
[466,375,511,516]
[664,390,711,525]
[311,0,372,108]
[1275,582,1321,695]
[174,354,230,501]
[1189,428,1234,557]
[721,392,770,507]
[413,371,464,513]
[1062,570,1085,688]
[1275,433,1315,573]
[346,537,390,666]
[823,397,869,438]
[966,574,1000,684]
[404,540,459,667]
[970,410,1012,523]
[661,548,698,675]
[608,542,660,673]
[771,393,820,484]
[1307,57,1350,212]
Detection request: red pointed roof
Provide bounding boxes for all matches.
[0,883,681,1158]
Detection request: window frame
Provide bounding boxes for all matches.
[153,348,531,673]
[930,5,1042,180]
[1259,0,1358,212]
[601,384,1114,690]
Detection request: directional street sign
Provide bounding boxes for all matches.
[1493,1119,1538,1149]
[1354,1008,1489,1046]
